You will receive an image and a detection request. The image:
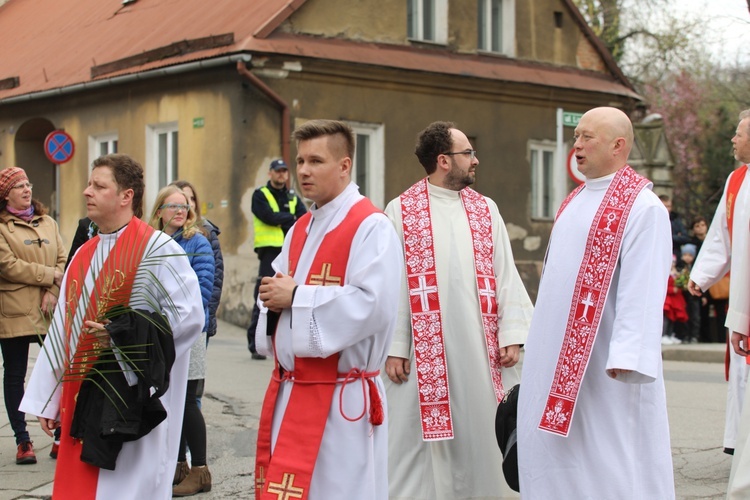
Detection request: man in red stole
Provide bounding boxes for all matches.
[20,154,204,500]
[253,120,401,500]
[689,109,750,497]
[384,121,533,499]
[517,107,675,498]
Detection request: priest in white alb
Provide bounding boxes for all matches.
[517,107,675,499]
[384,121,533,499]
[688,109,750,498]
[253,120,401,500]
[20,154,204,500]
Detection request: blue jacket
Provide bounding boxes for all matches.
[173,229,214,332]
[202,219,224,337]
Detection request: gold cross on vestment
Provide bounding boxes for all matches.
[309,263,341,286]
[267,472,304,499]
[96,270,126,316]
[256,466,266,491]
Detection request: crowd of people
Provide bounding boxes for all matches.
[1,108,750,499]
[660,195,729,346]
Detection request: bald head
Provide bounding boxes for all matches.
[573,107,634,179]
[585,107,633,150]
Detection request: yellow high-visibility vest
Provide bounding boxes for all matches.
[253,186,298,248]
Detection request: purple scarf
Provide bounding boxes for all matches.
[7,204,35,222]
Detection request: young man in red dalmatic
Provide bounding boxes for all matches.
[254,120,401,500]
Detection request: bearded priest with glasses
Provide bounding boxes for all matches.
[384,121,533,499]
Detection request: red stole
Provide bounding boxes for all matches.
[255,198,379,500]
[539,166,650,437]
[400,178,503,441]
[53,218,154,500]
[724,165,748,373]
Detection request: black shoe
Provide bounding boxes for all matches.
[251,352,267,360]
[725,447,735,455]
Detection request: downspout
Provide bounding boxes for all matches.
[236,60,291,168]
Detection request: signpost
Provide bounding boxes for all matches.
[562,111,583,128]
[44,130,75,164]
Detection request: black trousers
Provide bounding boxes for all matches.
[0,336,35,445]
[178,379,207,466]
[247,247,281,353]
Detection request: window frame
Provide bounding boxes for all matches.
[87,132,119,172]
[477,0,516,56]
[145,122,179,217]
[348,121,385,209]
[407,0,448,44]
[529,140,557,221]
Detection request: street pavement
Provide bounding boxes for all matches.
[0,322,734,499]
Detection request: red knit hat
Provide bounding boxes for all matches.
[0,167,28,201]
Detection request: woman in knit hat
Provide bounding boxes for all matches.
[0,167,66,464]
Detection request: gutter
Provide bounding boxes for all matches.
[235,60,291,169]
[0,54,252,106]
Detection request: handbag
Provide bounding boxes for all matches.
[495,384,520,492]
[708,274,730,300]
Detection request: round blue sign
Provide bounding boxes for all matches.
[44,130,75,164]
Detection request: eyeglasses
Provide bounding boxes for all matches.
[160,203,190,212]
[11,182,33,190]
[442,150,477,160]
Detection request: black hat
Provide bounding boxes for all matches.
[269,159,288,171]
[495,384,520,492]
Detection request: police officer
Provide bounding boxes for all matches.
[247,159,307,358]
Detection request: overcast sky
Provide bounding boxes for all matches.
[678,0,750,64]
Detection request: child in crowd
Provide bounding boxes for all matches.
[678,243,700,343]
[663,254,688,345]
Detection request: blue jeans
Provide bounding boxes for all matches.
[0,336,34,445]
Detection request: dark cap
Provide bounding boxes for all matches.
[269,159,288,171]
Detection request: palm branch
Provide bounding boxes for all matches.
[36,229,196,417]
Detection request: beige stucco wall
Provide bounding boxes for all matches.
[285,0,405,43]
[516,0,604,69]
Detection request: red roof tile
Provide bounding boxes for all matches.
[0,0,638,102]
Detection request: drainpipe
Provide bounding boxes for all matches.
[236,60,291,168]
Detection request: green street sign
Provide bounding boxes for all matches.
[563,112,583,127]
[193,117,205,129]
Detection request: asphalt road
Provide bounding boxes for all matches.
[0,321,734,499]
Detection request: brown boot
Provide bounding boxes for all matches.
[173,465,211,496]
[173,461,190,486]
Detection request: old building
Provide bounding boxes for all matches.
[0,0,641,321]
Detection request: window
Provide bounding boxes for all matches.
[477,0,515,56]
[530,142,556,220]
[349,121,385,209]
[407,0,447,43]
[145,122,179,215]
[87,132,118,170]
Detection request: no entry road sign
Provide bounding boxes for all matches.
[44,130,75,164]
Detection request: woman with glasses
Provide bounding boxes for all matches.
[169,180,223,345]
[0,167,66,465]
[148,185,215,496]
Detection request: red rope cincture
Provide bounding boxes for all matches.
[273,368,384,425]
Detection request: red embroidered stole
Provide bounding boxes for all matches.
[53,218,154,500]
[255,198,379,500]
[724,165,748,370]
[539,166,649,437]
[400,178,502,441]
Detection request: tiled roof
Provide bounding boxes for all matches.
[0,0,638,103]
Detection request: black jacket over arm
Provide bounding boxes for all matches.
[70,309,175,470]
